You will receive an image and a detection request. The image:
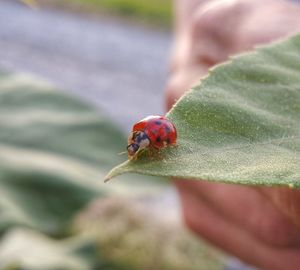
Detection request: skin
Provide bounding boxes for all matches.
[166,0,300,269]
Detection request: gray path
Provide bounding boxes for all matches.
[0,1,171,130]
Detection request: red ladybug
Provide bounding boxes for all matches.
[127,115,177,159]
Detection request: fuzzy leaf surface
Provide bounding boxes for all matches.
[106,35,300,187]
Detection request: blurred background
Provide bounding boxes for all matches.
[0,1,255,269]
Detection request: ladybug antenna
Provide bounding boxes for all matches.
[118,151,127,155]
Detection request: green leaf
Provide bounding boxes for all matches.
[0,72,165,237]
[106,34,300,187]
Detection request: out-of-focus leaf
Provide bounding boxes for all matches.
[0,228,130,270]
[0,228,93,270]
[0,72,165,236]
[74,197,225,270]
[106,35,300,187]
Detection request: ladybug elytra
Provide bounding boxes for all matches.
[127,115,177,159]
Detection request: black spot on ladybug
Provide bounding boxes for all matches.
[166,138,171,144]
[155,121,162,125]
[156,136,161,143]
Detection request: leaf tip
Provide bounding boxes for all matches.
[103,170,119,182]
[103,160,131,183]
[103,170,115,183]
[103,176,111,183]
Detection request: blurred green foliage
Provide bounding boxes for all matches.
[0,71,224,269]
[43,0,172,27]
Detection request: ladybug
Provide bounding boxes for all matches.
[127,115,177,160]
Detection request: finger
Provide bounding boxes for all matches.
[236,0,300,50]
[260,187,300,229]
[176,180,300,247]
[165,65,208,110]
[175,180,300,270]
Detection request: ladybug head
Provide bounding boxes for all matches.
[127,131,150,158]
[127,143,139,157]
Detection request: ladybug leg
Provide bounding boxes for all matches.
[146,147,161,160]
[129,153,138,161]
[170,142,177,148]
[146,148,154,160]
[129,147,148,161]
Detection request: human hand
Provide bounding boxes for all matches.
[166,0,300,269]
